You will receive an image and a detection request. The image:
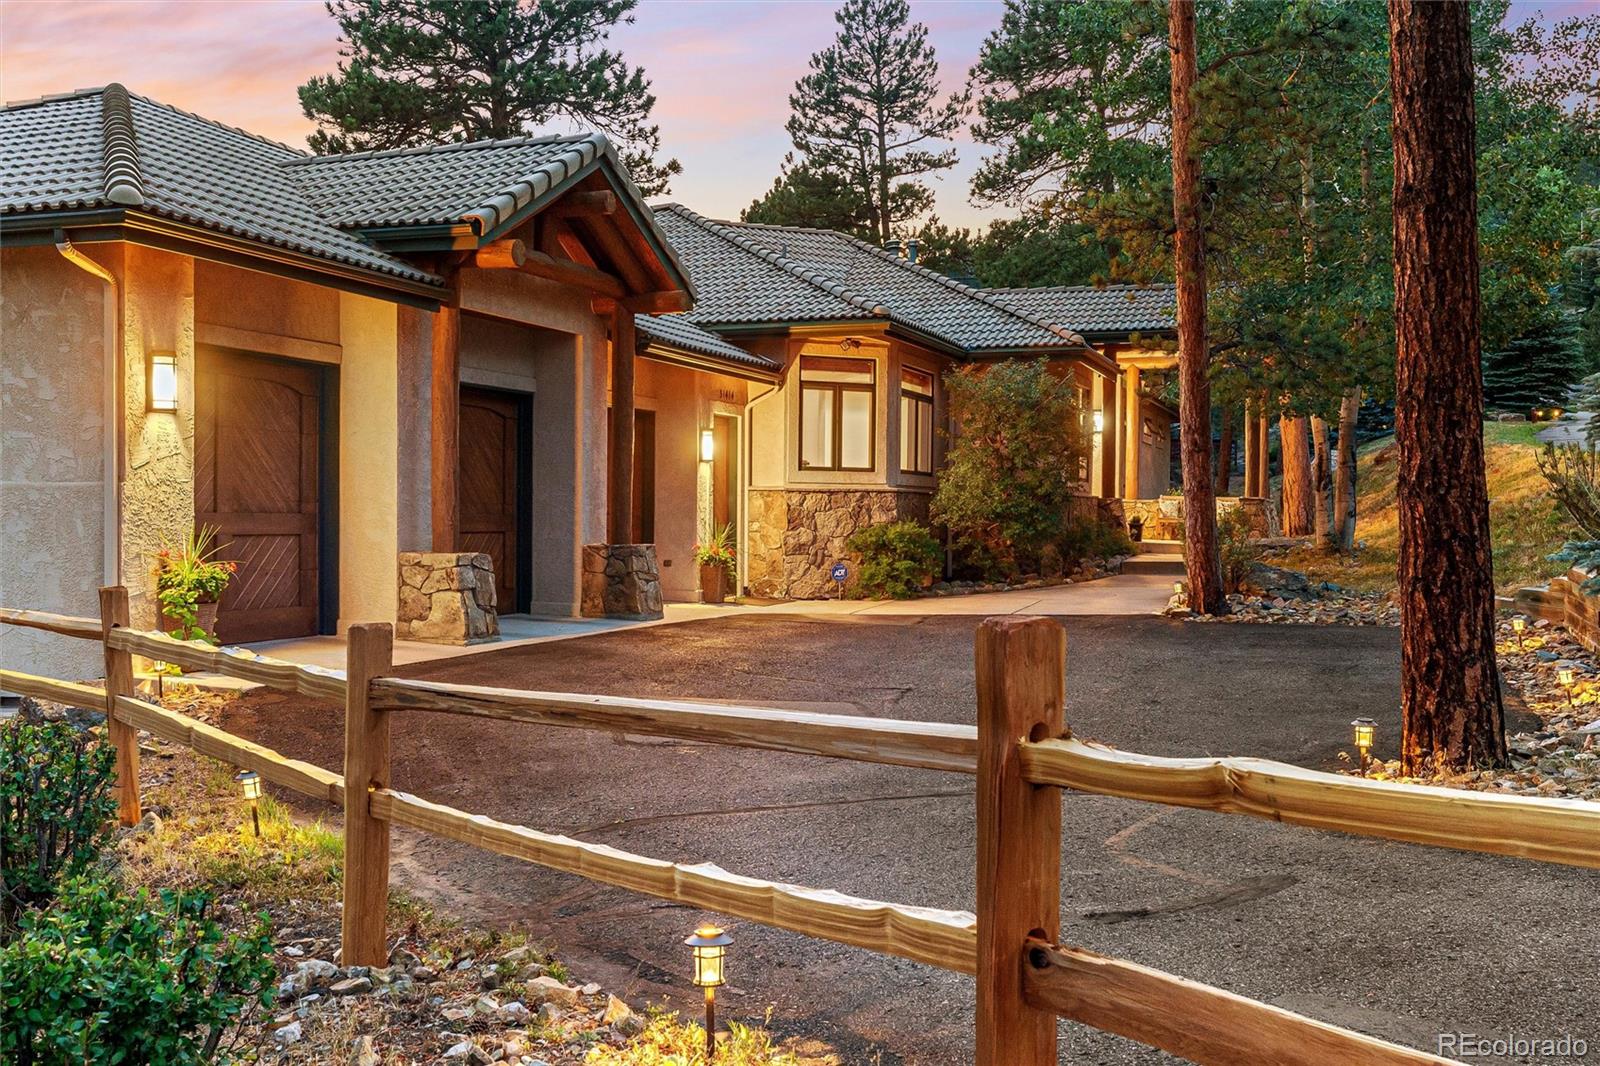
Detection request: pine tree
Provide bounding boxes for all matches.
[1482,315,1587,410]
[299,0,680,195]
[741,153,872,235]
[785,0,968,242]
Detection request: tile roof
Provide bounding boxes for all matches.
[636,313,780,376]
[987,284,1177,338]
[652,204,1091,356]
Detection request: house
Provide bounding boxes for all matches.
[0,85,759,678]
[639,209,1181,598]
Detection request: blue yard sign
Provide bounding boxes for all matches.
[830,562,849,583]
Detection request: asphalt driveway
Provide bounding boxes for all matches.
[221,615,1596,1065]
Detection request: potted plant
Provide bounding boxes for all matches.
[693,523,737,604]
[152,526,236,644]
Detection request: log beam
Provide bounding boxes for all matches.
[545,190,618,218]
[608,306,637,543]
[519,251,625,299]
[430,281,461,551]
[473,238,527,270]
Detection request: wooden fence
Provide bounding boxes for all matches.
[5,587,1598,1065]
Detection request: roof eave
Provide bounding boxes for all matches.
[637,340,780,384]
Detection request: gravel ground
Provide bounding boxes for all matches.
[220,615,1597,1066]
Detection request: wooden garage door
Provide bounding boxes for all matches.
[196,350,321,643]
[459,386,523,613]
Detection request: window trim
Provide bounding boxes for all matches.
[899,366,935,476]
[799,357,876,472]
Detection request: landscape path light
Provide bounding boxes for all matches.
[1351,717,1377,776]
[235,769,262,836]
[1511,617,1525,650]
[1558,668,1576,708]
[685,923,732,1058]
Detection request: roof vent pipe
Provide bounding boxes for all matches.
[884,238,903,258]
[905,238,919,263]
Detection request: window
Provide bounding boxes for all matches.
[899,366,934,475]
[800,356,875,471]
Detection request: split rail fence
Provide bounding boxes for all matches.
[4,588,1598,1066]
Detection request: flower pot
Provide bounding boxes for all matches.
[699,564,728,604]
[162,600,220,641]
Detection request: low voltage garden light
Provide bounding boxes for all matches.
[1512,617,1526,650]
[1558,668,1576,708]
[685,923,732,1058]
[1351,717,1377,776]
[235,769,262,837]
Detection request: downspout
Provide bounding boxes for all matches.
[56,234,121,586]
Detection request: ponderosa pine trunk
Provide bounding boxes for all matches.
[1214,409,1235,497]
[1168,0,1225,615]
[1334,388,1361,551]
[1390,0,1506,772]
[1311,415,1333,549]
[1279,414,1315,536]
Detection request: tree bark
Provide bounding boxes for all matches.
[1311,415,1333,550]
[1168,0,1225,615]
[1334,388,1361,551]
[1278,414,1315,536]
[1390,0,1506,772]
[1213,409,1235,497]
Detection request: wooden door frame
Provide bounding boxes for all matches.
[459,383,533,615]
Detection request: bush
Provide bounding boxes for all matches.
[0,876,273,1065]
[1217,507,1259,594]
[1056,517,1133,567]
[1537,443,1600,591]
[0,721,117,931]
[847,521,942,598]
[931,360,1089,574]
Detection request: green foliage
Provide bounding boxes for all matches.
[741,153,872,236]
[1055,517,1133,566]
[1539,443,1600,590]
[0,876,273,1065]
[915,213,1112,289]
[846,521,942,599]
[1483,314,1587,410]
[1216,507,1259,594]
[298,0,679,194]
[0,721,116,931]
[692,523,736,569]
[783,0,968,239]
[931,360,1089,572]
[152,526,236,644]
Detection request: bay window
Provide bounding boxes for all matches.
[800,356,875,471]
[899,366,934,475]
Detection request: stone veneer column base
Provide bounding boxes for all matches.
[746,488,931,600]
[581,544,664,620]
[397,552,500,645]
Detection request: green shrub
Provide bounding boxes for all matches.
[0,721,117,931]
[847,521,943,598]
[931,360,1089,574]
[0,877,274,1065]
[1217,507,1258,594]
[1537,443,1600,590]
[1056,517,1133,566]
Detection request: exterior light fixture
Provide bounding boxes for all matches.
[700,428,716,463]
[1351,717,1377,776]
[1559,668,1576,708]
[1092,409,1105,434]
[1511,617,1526,650]
[147,351,178,412]
[235,769,262,837]
[685,924,732,1058]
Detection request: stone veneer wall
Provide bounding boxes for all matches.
[1512,568,1600,651]
[397,552,499,645]
[747,489,931,600]
[1122,496,1274,539]
[581,544,664,620]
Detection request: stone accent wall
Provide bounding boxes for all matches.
[397,552,499,645]
[581,544,664,620]
[1122,496,1274,539]
[1513,568,1600,651]
[747,489,931,600]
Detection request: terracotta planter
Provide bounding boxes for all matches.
[162,600,220,641]
[699,564,728,604]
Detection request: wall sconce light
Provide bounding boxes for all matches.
[147,351,178,412]
[1092,409,1105,434]
[235,769,262,836]
[700,428,716,463]
[1351,717,1376,776]
[685,924,732,1058]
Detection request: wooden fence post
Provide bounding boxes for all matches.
[98,586,140,826]
[975,616,1065,1066]
[342,623,394,967]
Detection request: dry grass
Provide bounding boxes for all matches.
[584,1011,841,1066]
[1267,422,1573,595]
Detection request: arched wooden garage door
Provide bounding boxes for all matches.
[195,349,322,643]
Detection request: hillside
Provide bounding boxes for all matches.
[1265,421,1574,595]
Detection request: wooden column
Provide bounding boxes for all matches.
[430,290,461,552]
[975,616,1066,1066]
[98,586,140,826]
[342,623,394,967]
[1243,402,1261,497]
[608,305,636,544]
[1122,366,1141,500]
[1255,407,1270,498]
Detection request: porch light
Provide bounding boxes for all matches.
[235,769,262,836]
[147,351,178,412]
[700,428,716,463]
[1511,617,1525,650]
[685,924,732,1057]
[1092,409,1105,434]
[1351,717,1376,775]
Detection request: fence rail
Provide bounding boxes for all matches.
[8,588,1590,1065]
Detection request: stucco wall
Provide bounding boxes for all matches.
[338,292,400,629]
[194,260,340,363]
[395,305,432,552]
[0,244,113,681]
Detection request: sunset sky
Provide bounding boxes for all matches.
[0,0,1585,231]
